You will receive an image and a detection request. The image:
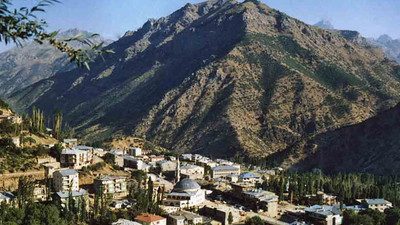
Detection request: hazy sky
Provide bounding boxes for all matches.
[1,0,399,52]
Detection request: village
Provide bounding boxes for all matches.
[0,137,394,225]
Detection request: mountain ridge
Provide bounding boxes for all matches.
[7,0,400,169]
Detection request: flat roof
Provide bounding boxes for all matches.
[135,213,165,223]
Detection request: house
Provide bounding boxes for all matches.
[168,211,205,225]
[124,156,150,172]
[110,149,125,156]
[163,178,205,209]
[113,219,141,225]
[180,164,204,179]
[44,162,61,178]
[211,166,240,179]
[94,175,127,196]
[129,147,142,157]
[148,174,174,192]
[33,184,47,202]
[358,199,392,212]
[305,205,343,225]
[149,155,165,163]
[53,169,79,192]
[180,154,193,161]
[110,151,124,167]
[157,160,177,172]
[60,148,91,169]
[199,206,239,225]
[74,145,94,163]
[238,172,261,184]
[135,213,167,225]
[242,189,279,217]
[37,156,57,165]
[0,192,15,204]
[54,189,88,208]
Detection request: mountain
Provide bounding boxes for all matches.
[314,20,334,30]
[369,34,400,64]
[0,29,112,97]
[290,102,400,175]
[7,0,400,161]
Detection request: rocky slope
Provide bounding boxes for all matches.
[314,20,334,30]
[7,0,400,160]
[0,29,112,97]
[290,102,400,175]
[369,34,400,64]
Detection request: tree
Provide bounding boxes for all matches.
[17,176,35,208]
[0,0,113,70]
[53,110,62,140]
[228,212,233,225]
[245,216,265,225]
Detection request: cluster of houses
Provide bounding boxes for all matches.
[0,140,396,225]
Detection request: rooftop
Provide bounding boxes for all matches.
[0,192,15,200]
[57,169,78,176]
[56,189,87,198]
[305,205,342,216]
[211,165,239,171]
[62,149,85,155]
[135,213,165,223]
[239,172,260,179]
[112,219,141,225]
[173,178,201,192]
[364,199,391,205]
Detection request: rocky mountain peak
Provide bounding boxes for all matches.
[377,34,393,43]
[314,20,335,30]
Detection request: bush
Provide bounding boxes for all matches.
[314,63,363,90]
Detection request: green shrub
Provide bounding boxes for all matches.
[314,63,363,90]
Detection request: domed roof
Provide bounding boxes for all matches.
[173,178,200,192]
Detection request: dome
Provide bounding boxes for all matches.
[173,178,200,192]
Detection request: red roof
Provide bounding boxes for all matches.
[135,213,165,223]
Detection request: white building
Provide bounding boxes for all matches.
[168,211,204,225]
[129,147,142,157]
[54,189,88,208]
[305,205,343,225]
[157,160,177,172]
[163,178,205,209]
[124,156,150,172]
[0,192,15,204]
[63,139,78,148]
[53,169,79,192]
[60,149,91,169]
[359,199,393,212]
[180,165,204,179]
[211,165,240,178]
[94,175,127,196]
[113,219,141,225]
[238,172,261,184]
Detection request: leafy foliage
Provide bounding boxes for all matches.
[314,63,363,90]
[0,0,113,70]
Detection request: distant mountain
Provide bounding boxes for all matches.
[7,0,400,164]
[0,29,112,97]
[369,34,400,64]
[314,20,334,30]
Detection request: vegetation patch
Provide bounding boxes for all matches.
[313,63,363,90]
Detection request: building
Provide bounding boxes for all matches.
[305,205,343,225]
[110,152,124,167]
[74,145,94,163]
[34,184,48,202]
[54,189,88,208]
[180,165,204,179]
[242,189,279,217]
[211,166,240,179]
[148,174,174,192]
[0,192,15,204]
[238,172,261,184]
[60,149,91,169]
[358,199,392,212]
[94,175,127,196]
[124,156,150,172]
[157,160,177,172]
[168,211,205,225]
[53,169,79,192]
[149,155,165,163]
[163,178,206,209]
[129,147,142,157]
[44,162,61,178]
[199,206,239,225]
[113,219,141,225]
[135,213,167,225]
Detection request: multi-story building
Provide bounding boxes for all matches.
[157,160,177,172]
[129,147,142,157]
[305,205,343,225]
[124,156,150,172]
[359,199,392,212]
[54,189,88,208]
[63,139,78,148]
[180,165,204,179]
[94,175,127,196]
[60,149,91,169]
[168,211,205,225]
[242,189,279,217]
[238,172,261,184]
[211,166,240,179]
[53,169,79,192]
[135,213,166,225]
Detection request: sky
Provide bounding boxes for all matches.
[1,0,399,52]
